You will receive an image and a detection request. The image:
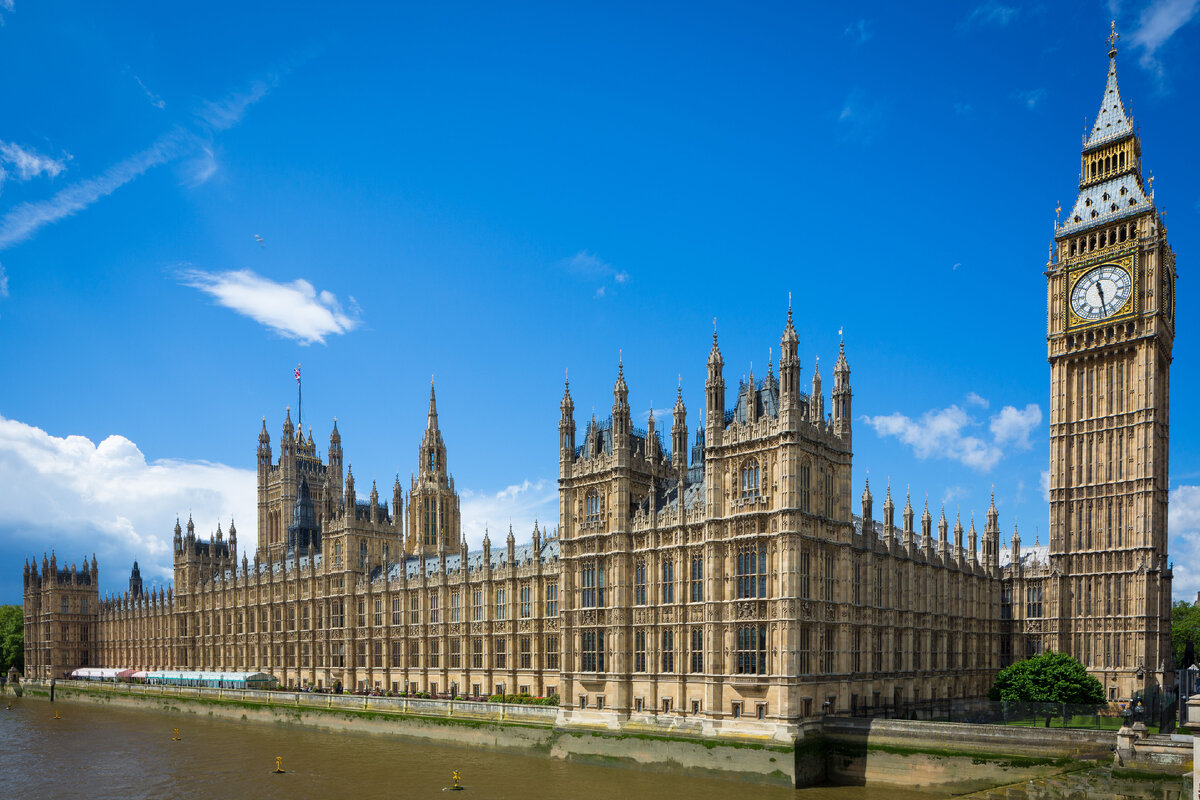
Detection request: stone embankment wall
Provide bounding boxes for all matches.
[822,717,1118,794]
[20,680,1195,794]
[25,681,803,787]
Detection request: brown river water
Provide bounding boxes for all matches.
[0,696,946,800]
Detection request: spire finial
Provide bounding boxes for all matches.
[1108,20,1119,56]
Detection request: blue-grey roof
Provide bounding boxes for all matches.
[725,376,780,425]
[1085,54,1133,150]
[1059,172,1149,236]
[383,537,560,581]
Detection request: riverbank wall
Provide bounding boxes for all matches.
[21,681,805,787]
[18,680,1193,794]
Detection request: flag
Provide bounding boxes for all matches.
[295,365,301,383]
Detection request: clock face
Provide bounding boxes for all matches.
[1071,265,1132,321]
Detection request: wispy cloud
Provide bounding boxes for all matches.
[844,19,872,43]
[0,412,255,586]
[0,0,12,24]
[459,479,558,549]
[965,391,989,408]
[863,396,1042,471]
[1168,484,1200,600]
[562,251,630,299]
[836,89,886,143]
[0,72,280,252]
[0,141,70,187]
[960,1,1019,30]
[1015,88,1046,110]
[198,78,275,132]
[180,268,362,345]
[1126,0,1200,83]
[0,129,188,251]
[0,262,8,298]
[134,75,167,110]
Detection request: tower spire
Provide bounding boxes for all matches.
[428,379,439,430]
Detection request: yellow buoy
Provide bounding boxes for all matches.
[171,728,182,741]
[53,710,61,720]
[273,756,285,774]
[451,770,464,790]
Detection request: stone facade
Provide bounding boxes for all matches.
[21,29,1178,721]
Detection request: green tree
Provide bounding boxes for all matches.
[1171,600,1200,668]
[0,605,23,676]
[988,651,1104,726]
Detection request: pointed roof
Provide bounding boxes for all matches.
[1085,27,1133,150]
[427,381,438,429]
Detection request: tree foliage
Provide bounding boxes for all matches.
[1171,600,1200,668]
[987,650,1105,705]
[0,605,23,676]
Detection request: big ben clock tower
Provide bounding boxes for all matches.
[1046,24,1175,700]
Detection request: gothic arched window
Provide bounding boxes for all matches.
[585,490,602,525]
[359,540,367,568]
[741,459,760,499]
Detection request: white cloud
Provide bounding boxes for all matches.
[184,145,218,186]
[844,19,872,43]
[198,79,274,132]
[459,479,558,550]
[0,413,255,586]
[563,250,630,298]
[863,397,1043,472]
[1015,88,1046,110]
[989,403,1042,449]
[181,268,362,345]
[0,74,276,252]
[1127,0,1199,81]
[836,89,885,143]
[0,0,12,24]
[1169,484,1200,600]
[0,262,8,298]
[961,1,1019,29]
[134,75,167,110]
[966,391,989,408]
[0,140,70,186]
[1040,469,1050,501]
[0,130,187,250]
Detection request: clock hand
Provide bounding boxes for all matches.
[1096,282,1106,311]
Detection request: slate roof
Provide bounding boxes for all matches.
[1059,172,1149,235]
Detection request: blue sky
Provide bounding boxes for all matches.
[2,0,1199,603]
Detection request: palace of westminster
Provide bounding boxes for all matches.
[23,31,1178,729]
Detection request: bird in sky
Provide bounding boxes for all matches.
[254,235,265,247]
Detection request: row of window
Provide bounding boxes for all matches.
[182,635,562,672]
[172,585,560,636]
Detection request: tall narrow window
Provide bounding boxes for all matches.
[661,630,674,673]
[690,555,704,602]
[800,464,811,512]
[495,588,506,620]
[634,629,647,672]
[690,627,703,673]
[546,583,558,617]
[585,490,602,525]
[823,553,834,602]
[635,561,647,605]
[520,585,531,619]
[737,543,767,598]
[736,624,766,675]
[662,559,674,603]
[581,629,604,672]
[800,551,811,599]
[581,561,605,607]
[741,459,760,498]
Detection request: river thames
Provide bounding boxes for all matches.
[0,698,949,799]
